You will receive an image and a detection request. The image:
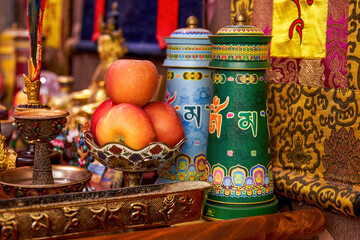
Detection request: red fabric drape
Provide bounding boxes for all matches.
[156,0,179,50]
[91,0,106,42]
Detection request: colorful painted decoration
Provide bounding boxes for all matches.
[207,163,273,198]
[212,44,268,61]
[159,153,210,182]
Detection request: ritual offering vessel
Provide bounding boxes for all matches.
[202,12,278,220]
[158,16,212,183]
[83,131,186,187]
[0,0,91,197]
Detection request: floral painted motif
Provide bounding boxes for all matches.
[164,90,177,105]
[212,44,268,61]
[208,163,274,198]
[158,153,209,182]
[167,71,175,80]
[236,73,259,85]
[322,128,360,185]
[167,45,211,61]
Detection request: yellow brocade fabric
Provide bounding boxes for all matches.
[271,0,328,58]
[268,82,360,216]
[274,167,360,217]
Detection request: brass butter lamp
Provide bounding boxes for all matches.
[0,0,91,197]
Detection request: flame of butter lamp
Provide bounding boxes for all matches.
[0,0,91,197]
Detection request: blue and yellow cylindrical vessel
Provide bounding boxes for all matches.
[158,16,213,183]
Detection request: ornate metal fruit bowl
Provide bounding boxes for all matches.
[83,131,186,186]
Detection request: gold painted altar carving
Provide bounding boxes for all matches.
[0,181,210,239]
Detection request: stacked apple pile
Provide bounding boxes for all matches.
[91,59,185,150]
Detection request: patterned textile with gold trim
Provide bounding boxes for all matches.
[230,0,360,217]
[268,83,360,216]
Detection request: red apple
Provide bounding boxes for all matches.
[105,59,158,107]
[90,99,117,142]
[143,102,185,147]
[96,103,155,150]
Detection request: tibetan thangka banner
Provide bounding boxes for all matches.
[230,0,360,217]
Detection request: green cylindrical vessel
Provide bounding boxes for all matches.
[203,13,278,221]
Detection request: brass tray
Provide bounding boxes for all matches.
[0,165,92,198]
[0,181,210,239]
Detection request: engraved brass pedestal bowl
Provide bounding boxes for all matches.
[83,131,186,187]
[0,109,93,197]
[0,165,92,198]
[13,109,69,141]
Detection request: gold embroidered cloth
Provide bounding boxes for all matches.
[268,83,360,216]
